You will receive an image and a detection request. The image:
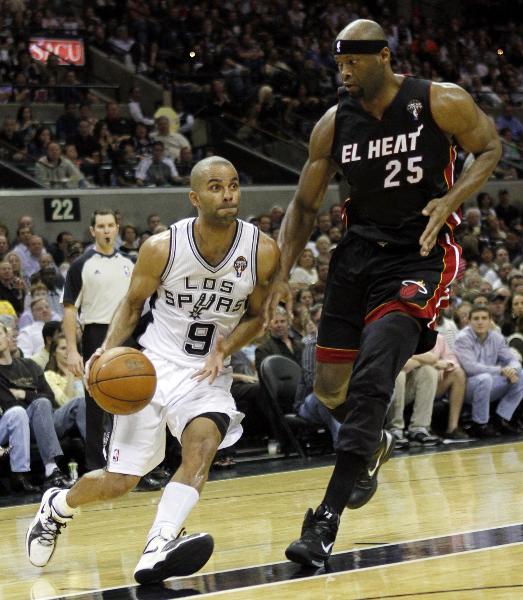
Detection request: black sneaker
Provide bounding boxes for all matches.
[347,430,395,510]
[44,468,73,490]
[406,428,442,447]
[285,504,339,567]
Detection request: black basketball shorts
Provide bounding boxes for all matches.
[316,231,461,363]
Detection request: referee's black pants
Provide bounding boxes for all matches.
[82,324,111,471]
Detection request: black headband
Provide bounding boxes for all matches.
[333,39,388,55]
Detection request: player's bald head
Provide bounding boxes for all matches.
[337,19,386,42]
[190,156,238,192]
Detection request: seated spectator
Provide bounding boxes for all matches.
[128,85,154,127]
[255,307,303,375]
[230,349,276,441]
[68,119,101,167]
[0,233,8,260]
[135,141,181,186]
[496,104,523,142]
[5,251,25,288]
[290,249,318,288]
[128,122,153,158]
[18,234,48,282]
[27,126,53,160]
[119,224,139,260]
[174,98,195,140]
[44,334,86,442]
[175,146,195,184]
[502,293,523,337]
[387,353,442,448]
[49,231,73,267]
[30,320,62,371]
[113,142,139,187]
[18,297,55,356]
[310,212,333,241]
[314,235,332,263]
[489,289,511,328]
[0,402,39,492]
[0,259,25,314]
[293,304,340,446]
[150,115,191,161]
[455,306,523,437]
[58,240,83,279]
[495,189,519,230]
[101,101,133,138]
[0,115,26,161]
[55,103,80,142]
[58,69,88,105]
[431,333,468,439]
[435,311,460,350]
[0,323,71,488]
[16,105,39,146]
[31,263,64,318]
[35,142,85,189]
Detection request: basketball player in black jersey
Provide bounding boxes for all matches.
[265,19,501,568]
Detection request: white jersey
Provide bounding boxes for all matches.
[139,218,259,367]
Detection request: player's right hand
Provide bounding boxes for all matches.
[83,347,104,390]
[67,349,85,378]
[263,277,293,327]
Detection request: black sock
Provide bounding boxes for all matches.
[322,450,366,515]
[328,401,349,423]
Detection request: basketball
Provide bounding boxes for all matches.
[88,347,157,415]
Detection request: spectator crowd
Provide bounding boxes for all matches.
[0,1,522,185]
[2,189,523,494]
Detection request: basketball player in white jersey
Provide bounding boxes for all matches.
[26,156,280,584]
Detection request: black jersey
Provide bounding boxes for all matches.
[331,77,458,245]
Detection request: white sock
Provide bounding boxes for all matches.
[147,482,199,542]
[45,462,58,477]
[51,490,77,518]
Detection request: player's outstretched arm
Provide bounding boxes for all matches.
[419,83,502,256]
[103,231,170,350]
[193,234,280,383]
[264,107,338,322]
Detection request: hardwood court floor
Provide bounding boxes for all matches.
[1,441,523,599]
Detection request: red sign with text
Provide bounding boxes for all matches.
[29,38,85,66]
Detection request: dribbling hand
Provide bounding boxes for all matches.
[191,336,225,384]
[83,346,105,391]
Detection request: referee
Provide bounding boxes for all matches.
[63,208,134,470]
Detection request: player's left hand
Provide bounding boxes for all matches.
[419,198,450,257]
[191,335,225,384]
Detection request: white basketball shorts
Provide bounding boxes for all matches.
[106,350,244,476]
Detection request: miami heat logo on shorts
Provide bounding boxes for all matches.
[400,279,428,299]
[407,99,423,121]
[234,256,248,278]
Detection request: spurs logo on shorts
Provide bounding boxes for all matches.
[400,279,428,299]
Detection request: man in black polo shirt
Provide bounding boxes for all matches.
[62,209,134,470]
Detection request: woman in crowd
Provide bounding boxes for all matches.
[16,105,40,146]
[27,126,53,160]
[44,334,86,442]
[290,248,318,287]
[118,224,139,260]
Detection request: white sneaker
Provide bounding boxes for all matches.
[134,527,214,585]
[26,487,73,567]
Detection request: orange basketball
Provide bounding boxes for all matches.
[88,347,157,415]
